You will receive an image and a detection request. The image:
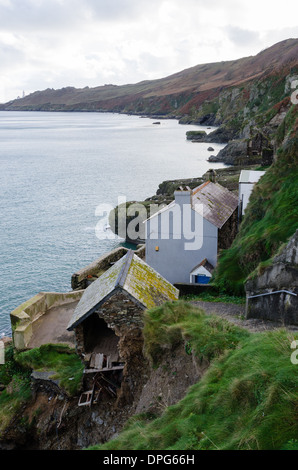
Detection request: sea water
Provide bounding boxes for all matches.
[0,111,227,336]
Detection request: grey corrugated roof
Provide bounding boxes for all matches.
[192,181,238,229]
[67,251,179,330]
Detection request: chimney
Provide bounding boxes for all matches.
[206,169,217,183]
[174,186,192,207]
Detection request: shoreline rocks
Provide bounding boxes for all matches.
[186,125,239,144]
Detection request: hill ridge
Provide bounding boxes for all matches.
[1,38,297,115]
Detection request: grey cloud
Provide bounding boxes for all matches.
[85,0,160,21]
[225,26,260,46]
[0,0,161,31]
[0,0,88,31]
[0,42,25,69]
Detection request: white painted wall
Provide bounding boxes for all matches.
[239,171,265,215]
[145,194,218,284]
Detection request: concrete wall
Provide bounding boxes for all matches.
[245,230,298,325]
[239,171,265,215]
[239,182,254,215]
[145,200,218,284]
[10,291,84,350]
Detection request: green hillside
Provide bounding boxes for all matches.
[88,301,298,451]
[213,135,298,295]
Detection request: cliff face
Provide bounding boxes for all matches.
[185,68,298,165]
[214,136,298,295]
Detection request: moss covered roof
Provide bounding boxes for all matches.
[67,251,179,330]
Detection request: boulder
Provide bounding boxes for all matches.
[186,125,239,144]
[213,139,249,165]
[208,155,218,162]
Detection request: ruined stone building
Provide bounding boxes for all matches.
[67,250,179,405]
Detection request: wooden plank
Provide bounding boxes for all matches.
[95,353,104,370]
[90,382,96,407]
[84,365,124,374]
[78,390,93,407]
[106,355,112,369]
[93,387,102,404]
[89,353,96,369]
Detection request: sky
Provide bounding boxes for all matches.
[0,0,297,103]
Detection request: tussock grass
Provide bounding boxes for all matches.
[15,344,84,396]
[88,302,298,451]
[142,301,249,367]
[0,343,84,436]
[0,346,31,435]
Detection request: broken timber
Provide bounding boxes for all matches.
[78,370,121,406]
[87,352,124,373]
[78,383,102,407]
[84,365,124,374]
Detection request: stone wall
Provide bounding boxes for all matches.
[71,246,145,290]
[74,289,145,361]
[218,208,238,250]
[245,230,298,325]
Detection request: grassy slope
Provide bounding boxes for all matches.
[88,301,298,451]
[14,344,84,396]
[213,135,298,295]
[0,344,84,436]
[0,347,31,435]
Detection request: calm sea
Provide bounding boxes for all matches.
[0,111,227,336]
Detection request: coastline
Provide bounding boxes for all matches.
[0,112,228,338]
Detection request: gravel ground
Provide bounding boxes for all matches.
[191,300,298,333]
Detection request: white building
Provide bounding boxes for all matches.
[239,170,265,216]
[145,181,238,285]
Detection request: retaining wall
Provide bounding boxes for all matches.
[71,246,146,290]
[10,291,84,350]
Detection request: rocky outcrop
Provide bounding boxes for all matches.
[179,113,219,126]
[245,230,298,325]
[208,127,274,166]
[186,126,238,144]
[208,139,249,165]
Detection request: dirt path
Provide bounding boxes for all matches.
[191,300,298,333]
